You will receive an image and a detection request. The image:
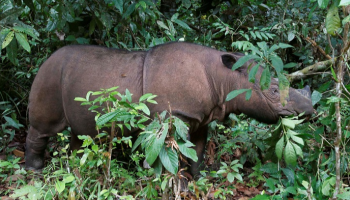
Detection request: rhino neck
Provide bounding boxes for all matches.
[205,66,242,122]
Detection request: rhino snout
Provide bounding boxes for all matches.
[290,86,313,117]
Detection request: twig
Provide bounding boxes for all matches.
[301,35,332,60]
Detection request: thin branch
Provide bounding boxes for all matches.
[301,35,332,60]
[287,58,337,82]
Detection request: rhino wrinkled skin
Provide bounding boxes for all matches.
[26,42,313,177]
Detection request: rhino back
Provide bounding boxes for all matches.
[144,42,226,128]
[29,45,145,137]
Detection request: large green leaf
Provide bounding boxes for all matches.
[145,123,168,166]
[114,0,123,13]
[2,30,14,49]
[177,141,197,162]
[159,146,178,175]
[311,90,322,106]
[318,0,330,9]
[96,110,128,126]
[173,19,191,30]
[260,67,271,90]
[284,141,297,166]
[326,3,340,36]
[270,55,283,72]
[226,89,250,101]
[122,3,135,19]
[174,118,188,141]
[275,135,285,160]
[6,38,17,65]
[231,54,261,71]
[248,63,260,83]
[339,0,350,6]
[15,32,30,52]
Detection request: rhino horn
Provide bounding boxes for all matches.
[297,85,311,99]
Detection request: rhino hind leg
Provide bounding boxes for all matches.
[188,125,208,178]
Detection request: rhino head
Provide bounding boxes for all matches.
[222,53,313,124]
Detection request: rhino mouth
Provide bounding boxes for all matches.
[279,109,297,116]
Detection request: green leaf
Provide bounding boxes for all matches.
[270,55,283,72]
[245,89,252,100]
[227,172,235,183]
[55,180,65,194]
[159,146,178,175]
[125,89,132,102]
[287,31,295,41]
[15,32,30,52]
[76,37,89,44]
[326,3,340,36]
[284,141,297,166]
[122,3,135,19]
[330,65,338,81]
[115,0,123,13]
[92,144,98,153]
[138,102,150,115]
[260,67,271,90]
[248,63,260,83]
[157,20,169,30]
[145,123,168,165]
[4,116,20,129]
[74,97,87,102]
[291,142,303,158]
[275,135,285,160]
[153,157,163,177]
[278,43,293,49]
[173,19,191,30]
[226,89,250,101]
[178,141,198,162]
[318,0,330,9]
[96,110,125,126]
[0,29,11,48]
[282,118,296,129]
[139,93,153,101]
[268,44,280,54]
[260,162,278,173]
[2,31,14,49]
[284,62,297,68]
[7,38,18,65]
[10,185,40,199]
[311,90,322,106]
[63,175,75,183]
[80,153,88,166]
[340,0,350,6]
[13,26,39,40]
[138,1,146,9]
[290,135,304,146]
[337,191,350,199]
[342,15,350,26]
[174,117,188,141]
[250,195,270,200]
[231,54,261,71]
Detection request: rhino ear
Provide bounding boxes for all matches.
[221,54,238,69]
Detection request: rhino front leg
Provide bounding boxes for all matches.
[188,125,208,178]
[25,126,50,170]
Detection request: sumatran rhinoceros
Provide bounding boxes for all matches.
[26,42,313,176]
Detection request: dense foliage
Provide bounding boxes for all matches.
[1,0,350,199]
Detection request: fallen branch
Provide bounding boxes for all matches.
[287,58,337,82]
